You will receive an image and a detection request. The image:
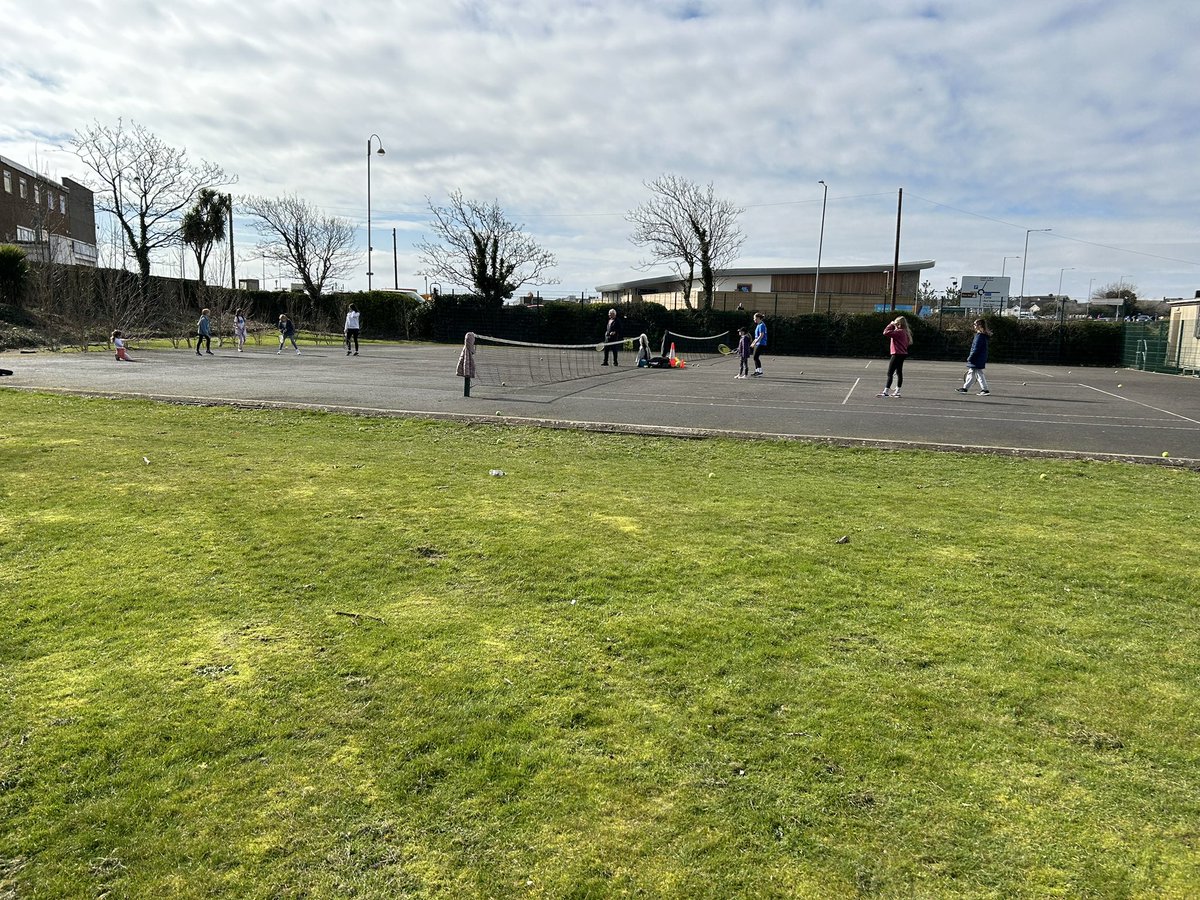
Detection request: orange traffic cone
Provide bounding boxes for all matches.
[668,342,676,361]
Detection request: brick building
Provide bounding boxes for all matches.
[0,154,98,266]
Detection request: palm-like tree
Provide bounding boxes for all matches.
[181,189,229,287]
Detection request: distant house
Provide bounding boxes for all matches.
[596,261,936,315]
[0,154,98,267]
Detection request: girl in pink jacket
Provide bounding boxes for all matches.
[877,316,912,397]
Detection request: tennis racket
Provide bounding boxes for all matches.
[718,344,733,355]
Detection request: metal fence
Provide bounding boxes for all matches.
[1122,320,1200,376]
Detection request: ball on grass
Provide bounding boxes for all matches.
[1039,473,1048,480]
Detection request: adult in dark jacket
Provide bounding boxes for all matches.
[602,308,621,366]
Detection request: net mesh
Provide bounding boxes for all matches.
[471,334,645,386]
[660,330,731,363]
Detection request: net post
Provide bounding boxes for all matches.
[463,376,471,397]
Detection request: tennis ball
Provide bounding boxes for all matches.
[1117,383,1123,388]
[1162,451,1170,458]
[1022,382,1027,385]
[1039,473,1048,480]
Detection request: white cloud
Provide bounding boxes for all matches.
[2,0,1198,299]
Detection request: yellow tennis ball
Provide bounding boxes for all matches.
[1039,473,1047,480]
[1162,451,1170,458]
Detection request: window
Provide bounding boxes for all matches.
[60,195,66,214]
[34,184,40,205]
[16,226,35,241]
[48,191,55,210]
[19,177,27,199]
[736,283,752,293]
[2,171,10,193]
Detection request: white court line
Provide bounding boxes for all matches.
[843,378,860,405]
[1011,365,1056,378]
[1079,384,1200,425]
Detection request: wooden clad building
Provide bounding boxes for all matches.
[597,262,935,314]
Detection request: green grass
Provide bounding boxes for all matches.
[2,391,1198,898]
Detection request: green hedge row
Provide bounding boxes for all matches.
[418,298,1123,367]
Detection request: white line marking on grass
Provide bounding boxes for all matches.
[843,378,860,405]
[1080,384,1200,425]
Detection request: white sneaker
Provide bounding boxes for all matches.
[276,349,282,355]
[890,388,901,397]
[296,349,302,355]
[876,389,889,397]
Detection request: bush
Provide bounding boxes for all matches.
[0,245,30,306]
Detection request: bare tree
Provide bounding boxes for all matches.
[416,191,557,304]
[70,119,234,305]
[241,194,356,304]
[627,175,745,311]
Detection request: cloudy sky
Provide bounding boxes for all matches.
[3,0,1199,301]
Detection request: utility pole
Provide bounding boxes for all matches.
[890,188,902,311]
[227,194,236,289]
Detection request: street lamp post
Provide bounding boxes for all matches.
[1057,266,1075,320]
[813,180,828,313]
[366,134,386,292]
[1001,257,1020,312]
[1019,228,1051,307]
[1057,266,1075,298]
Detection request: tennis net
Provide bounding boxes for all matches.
[660,329,732,363]
[470,333,646,386]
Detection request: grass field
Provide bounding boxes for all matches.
[2,391,1198,898]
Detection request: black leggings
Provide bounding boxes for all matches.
[345,328,360,352]
[753,346,765,369]
[886,353,906,388]
[196,334,211,353]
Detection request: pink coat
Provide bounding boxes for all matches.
[883,323,911,356]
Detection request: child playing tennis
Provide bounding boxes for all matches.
[750,313,767,376]
[277,314,300,354]
[735,327,751,378]
[877,316,912,397]
[956,318,992,395]
[112,330,133,362]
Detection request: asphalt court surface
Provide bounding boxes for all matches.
[3,341,1199,464]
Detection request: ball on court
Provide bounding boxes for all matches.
[1162,451,1170,458]
[1022,382,1027,386]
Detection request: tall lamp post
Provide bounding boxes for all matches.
[1057,266,1075,320]
[1001,256,1020,312]
[813,179,828,313]
[1019,228,1051,307]
[366,134,386,292]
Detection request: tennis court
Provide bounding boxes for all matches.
[3,340,1198,464]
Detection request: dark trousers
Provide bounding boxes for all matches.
[345,328,360,353]
[196,334,211,354]
[886,353,906,388]
[753,346,765,369]
[603,346,618,365]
